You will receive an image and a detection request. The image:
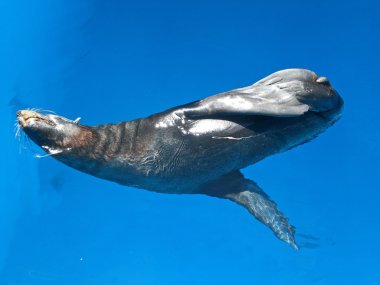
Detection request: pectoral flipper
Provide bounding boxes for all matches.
[201,171,298,249]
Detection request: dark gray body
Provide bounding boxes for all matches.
[84,106,333,194]
[18,69,343,249]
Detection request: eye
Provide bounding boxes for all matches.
[41,115,58,126]
[44,119,57,126]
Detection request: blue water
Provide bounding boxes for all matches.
[1,0,379,284]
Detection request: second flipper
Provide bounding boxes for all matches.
[200,171,298,249]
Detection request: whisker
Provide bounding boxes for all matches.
[27,107,41,112]
[40,109,57,115]
[15,127,21,140]
[18,132,27,154]
[14,121,33,155]
[14,123,21,145]
[25,107,57,115]
[14,121,22,142]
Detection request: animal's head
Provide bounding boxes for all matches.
[17,110,92,157]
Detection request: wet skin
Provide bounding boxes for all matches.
[17,69,343,249]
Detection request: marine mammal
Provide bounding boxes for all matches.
[17,68,343,249]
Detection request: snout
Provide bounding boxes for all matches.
[17,110,56,128]
[17,110,42,128]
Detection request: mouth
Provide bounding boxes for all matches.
[17,110,56,128]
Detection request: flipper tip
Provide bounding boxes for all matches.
[290,241,300,250]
